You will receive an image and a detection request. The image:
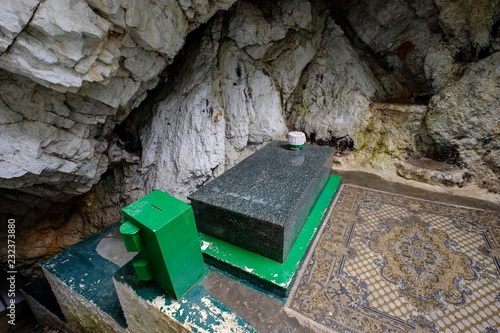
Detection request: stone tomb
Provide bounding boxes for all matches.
[189,141,334,263]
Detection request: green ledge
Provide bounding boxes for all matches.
[199,175,342,298]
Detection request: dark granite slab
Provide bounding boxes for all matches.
[189,141,334,262]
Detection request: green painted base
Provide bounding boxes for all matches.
[199,175,342,298]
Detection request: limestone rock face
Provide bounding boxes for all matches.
[425,52,500,192]
[434,0,500,55]
[0,0,39,52]
[288,18,384,144]
[141,19,227,200]
[0,70,111,200]
[0,0,238,201]
[343,0,443,97]
[142,0,326,198]
[354,103,427,168]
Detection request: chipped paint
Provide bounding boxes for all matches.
[201,240,211,251]
[151,295,182,314]
[115,262,258,332]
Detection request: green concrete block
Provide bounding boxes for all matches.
[120,190,206,300]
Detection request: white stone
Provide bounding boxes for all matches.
[141,19,226,200]
[178,0,237,31]
[0,71,111,200]
[424,45,462,92]
[0,33,84,88]
[123,48,166,81]
[0,0,40,52]
[125,0,187,57]
[246,68,287,144]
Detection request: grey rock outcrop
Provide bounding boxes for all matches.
[142,0,327,198]
[435,0,500,56]
[0,70,111,200]
[288,18,384,145]
[425,51,500,192]
[0,0,238,201]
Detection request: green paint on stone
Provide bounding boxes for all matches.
[114,263,257,333]
[41,225,127,328]
[199,175,342,297]
[289,143,305,150]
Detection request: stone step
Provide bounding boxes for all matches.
[396,157,469,187]
[21,277,68,332]
[39,225,129,333]
[33,224,258,333]
[189,140,335,263]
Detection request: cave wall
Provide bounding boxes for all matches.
[0,0,499,278]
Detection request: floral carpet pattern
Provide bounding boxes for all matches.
[287,185,500,333]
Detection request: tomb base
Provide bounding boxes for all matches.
[200,175,342,297]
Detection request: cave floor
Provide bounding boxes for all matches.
[8,170,500,333]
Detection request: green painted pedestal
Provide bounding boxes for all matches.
[199,175,342,297]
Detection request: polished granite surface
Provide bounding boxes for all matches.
[189,141,334,262]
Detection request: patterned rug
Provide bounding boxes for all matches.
[286,185,500,333]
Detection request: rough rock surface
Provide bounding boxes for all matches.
[141,19,228,200]
[142,0,327,198]
[0,0,238,202]
[0,70,111,201]
[354,102,427,168]
[288,18,384,144]
[425,52,500,192]
[1,0,500,278]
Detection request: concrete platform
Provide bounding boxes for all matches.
[189,141,334,262]
[40,225,129,333]
[32,224,268,333]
